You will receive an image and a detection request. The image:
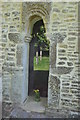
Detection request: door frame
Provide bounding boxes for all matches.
[22,3,51,103]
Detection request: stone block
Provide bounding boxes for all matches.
[59,57,67,60]
[16,44,23,66]
[50,43,56,68]
[12,11,20,16]
[67,62,73,66]
[8,33,22,43]
[11,71,23,102]
[48,75,60,107]
[58,62,65,65]
[51,67,73,74]
[53,8,60,13]
[51,33,66,43]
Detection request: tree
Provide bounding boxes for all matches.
[36,25,50,51]
[33,25,50,63]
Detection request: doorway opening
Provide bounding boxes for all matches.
[28,19,49,97]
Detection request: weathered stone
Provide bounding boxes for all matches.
[75,62,80,65]
[2,34,7,39]
[8,53,15,56]
[58,62,65,65]
[68,46,75,48]
[50,43,56,68]
[3,62,15,67]
[59,57,67,60]
[9,43,15,47]
[16,45,23,66]
[12,11,20,16]
[52,28,58,31]
[48,75,60,107]
[4,13,10,17]
[2,38,7,42]
[53,8,60,12]
[1,43,6,47]
[68,42,76,45]
[52,22,60,25]
[58,54,66,56]
[51,67,73,74]
[68,37,76,41]
[60,29,67,31]
[64,18,76,22]
[9,26,15,28]
[8,33,22,43]
[62,9,68,13]
[69,10,76,13]
[58,49,66,53]
[67,62,73,66]
[11,48,15,52]
[69,58,78,61]
[74,52,79,54]
[61,89,69,93]
[7,56,14,61]
[13,17,20,21]
[62,83,69,86]
[51,33,66,43]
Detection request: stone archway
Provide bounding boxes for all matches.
[28,19,49,97]
[22,2,51,102]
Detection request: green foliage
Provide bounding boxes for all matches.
[34,25,50,51]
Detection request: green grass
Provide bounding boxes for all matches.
[34,56,49,71]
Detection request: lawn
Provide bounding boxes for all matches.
[34,56,49,71]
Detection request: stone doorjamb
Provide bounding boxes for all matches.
[22,34,32,103]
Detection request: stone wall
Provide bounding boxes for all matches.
[1,1,80,114]
[48,2,79,113]
[2,2,23,102]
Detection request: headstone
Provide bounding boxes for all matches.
[36,52,38,65]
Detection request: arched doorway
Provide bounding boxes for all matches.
[28,19,49,97]
[22,2,51,103]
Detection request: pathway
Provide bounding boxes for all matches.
[20,96,47,113]
[2,96,80,118]
[3,97,52,118]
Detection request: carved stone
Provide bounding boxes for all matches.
[24,35,32,43]
[8,33,22,43]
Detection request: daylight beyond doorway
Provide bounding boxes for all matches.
[28,19,49,97]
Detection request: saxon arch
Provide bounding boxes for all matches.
[22,2,51,102]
